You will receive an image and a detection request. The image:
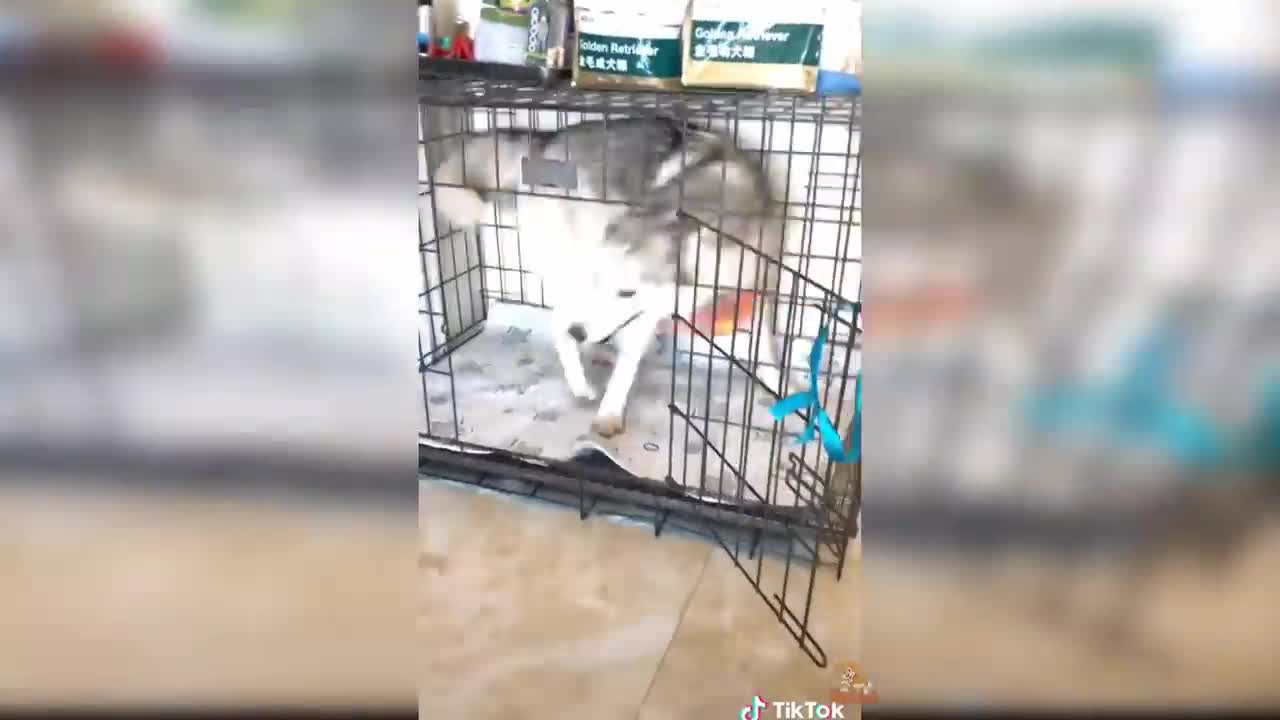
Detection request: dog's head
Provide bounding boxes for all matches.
[603,208,697,284]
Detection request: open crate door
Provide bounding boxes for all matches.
[664,244,863,667]
[657,93,863,666]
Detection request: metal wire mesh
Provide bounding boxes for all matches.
[416,70,862,667]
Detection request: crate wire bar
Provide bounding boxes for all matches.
[417,70,861,667]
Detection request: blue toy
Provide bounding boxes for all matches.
[770,305,861,464]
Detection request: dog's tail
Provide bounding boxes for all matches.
[430,133,528,227]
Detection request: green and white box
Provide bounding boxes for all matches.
[574,0,688,90]
[683,0,827,92]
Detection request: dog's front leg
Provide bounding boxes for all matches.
[551,312,597,402]
[592,310,663,438]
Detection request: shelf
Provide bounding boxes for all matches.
[419,57,860,122]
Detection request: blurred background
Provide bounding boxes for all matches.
[0,0,418,711]
[863,0,1279,709]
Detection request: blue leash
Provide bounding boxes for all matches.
[769,322,861,464]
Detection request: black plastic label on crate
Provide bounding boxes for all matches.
[522,157,578,189]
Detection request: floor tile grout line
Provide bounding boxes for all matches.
[633,546,715,720]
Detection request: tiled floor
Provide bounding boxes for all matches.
[419,479,863,720]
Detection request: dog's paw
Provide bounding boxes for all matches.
[590,414,625,438]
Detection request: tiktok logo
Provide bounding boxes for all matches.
[740,695,768,720]
[739,697,847,719]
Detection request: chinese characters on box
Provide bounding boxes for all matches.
[693,43,755,60]
[579,54,630,72]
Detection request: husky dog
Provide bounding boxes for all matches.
[430,118,791,437]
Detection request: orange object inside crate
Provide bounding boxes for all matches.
[685,291,758,337]
[668,285,980,340]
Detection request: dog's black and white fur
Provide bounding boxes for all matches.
[431,118,791,437]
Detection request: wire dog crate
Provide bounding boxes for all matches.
[417,69,862,666]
